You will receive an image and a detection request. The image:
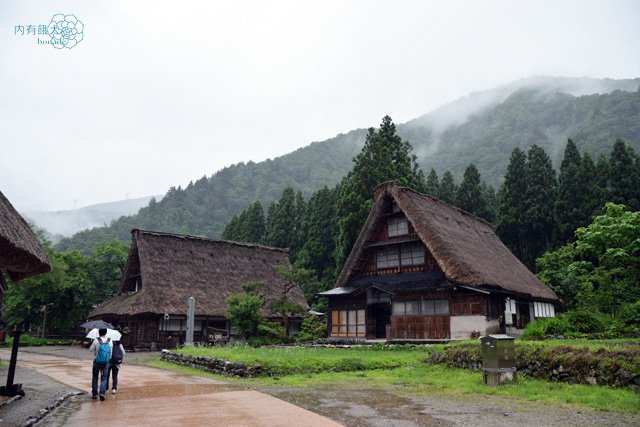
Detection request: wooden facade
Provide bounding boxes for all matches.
[321,182,560,341]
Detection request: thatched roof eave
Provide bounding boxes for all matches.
[0,190,51,281]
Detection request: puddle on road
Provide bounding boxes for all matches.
[39,383,242,426]
[115,382,239,399]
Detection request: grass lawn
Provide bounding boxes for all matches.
[175,345,436,374]
[149,359,640,414]
[157,341,640,414]
[0,336,75,347]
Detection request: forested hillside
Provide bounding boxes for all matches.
[56,77,640,253]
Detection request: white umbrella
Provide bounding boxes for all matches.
[86,328,122,341]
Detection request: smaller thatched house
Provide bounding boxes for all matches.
[320,182,560,341]
[90,229,308,349]
[0,190,51,288]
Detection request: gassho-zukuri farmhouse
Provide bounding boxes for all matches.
[319,182,560,341]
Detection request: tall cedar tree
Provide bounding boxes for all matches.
[595,154,612,209]
[220,201,266,243]
[289,191,306,260]
[456,164,490,220]
[425,168,440,196]
[481,182,497,223]
[523,145,557,268]
[295,186,339,287]
[242,201,266,242]
[496,148,528,260]
[265,188,298,249]
[573,153,601,228]
[335,116,425,268]
[437,171,458,204]
[555,139,583,244]
[609,139,640,211]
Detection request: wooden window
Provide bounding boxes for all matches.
[400,244,425,266]
[388,216,409,237]
[376,247,399,269]
[534,302,555,318]
[330,309,365,337]
[394,299,449,316]
[422,299,449,315]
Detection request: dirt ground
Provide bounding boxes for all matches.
[2,346,640,427]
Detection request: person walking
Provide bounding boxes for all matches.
[107,340,125,394]
[89,328,112,401]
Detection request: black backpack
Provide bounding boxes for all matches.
[111,344,123,364]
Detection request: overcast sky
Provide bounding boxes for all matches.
[1,0,639,212]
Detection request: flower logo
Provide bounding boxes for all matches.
[48,14,84,49]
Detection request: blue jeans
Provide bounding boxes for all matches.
[106,363,120,390]
[92,361,108,396]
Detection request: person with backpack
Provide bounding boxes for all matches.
[106,340,125,394]
[89,328,112,401]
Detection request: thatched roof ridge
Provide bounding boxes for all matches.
[127,228,290,254]
[336,182,559,302]
[90,229,308,318]
[0,190,51,281]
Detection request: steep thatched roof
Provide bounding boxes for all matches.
[90,229,308,318]
[336,182,559,302]
[0,190,51,281]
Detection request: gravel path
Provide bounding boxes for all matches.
[256,385,640,427]
[2,346,639,427]
[0,364,76,427]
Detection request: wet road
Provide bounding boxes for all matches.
[0,350,342,426]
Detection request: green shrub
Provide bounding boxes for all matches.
[521,316,571,340]
[566,309,606,334]
[296,316,326,342]
[619,301,640,327]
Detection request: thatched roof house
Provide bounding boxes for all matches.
[0,190,50,282]
[90,229,308,348]
[321,182,559,341]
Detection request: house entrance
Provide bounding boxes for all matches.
[368,303,391,339]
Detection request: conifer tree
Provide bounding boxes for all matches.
[481,183,497,224]
[425,168,440,196]
[595,153,611,209]
[496,148,528,260]
[295,186,339,286]
[574,152,601,225]
[221,214,242,241]
[456,164,489,220]
[265,188,297,249]
[609,139,640,211]
[437,171,458,204]
[523,145,557,267]
[242,201,266,243]
[334,116,425,268]
[555,139,583,244]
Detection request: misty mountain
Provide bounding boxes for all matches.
[25,196,160,240]
[56,76,640,253]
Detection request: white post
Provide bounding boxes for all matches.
[186,297,195,345]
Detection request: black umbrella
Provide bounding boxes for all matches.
[80,320,114,330]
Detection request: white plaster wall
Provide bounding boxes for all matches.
[450,315,487,339]
[485,319,501,335]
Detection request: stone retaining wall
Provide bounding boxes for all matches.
[427,344,640,390]
[161,351,267,377]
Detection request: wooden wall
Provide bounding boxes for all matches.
[390,316,450,339]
